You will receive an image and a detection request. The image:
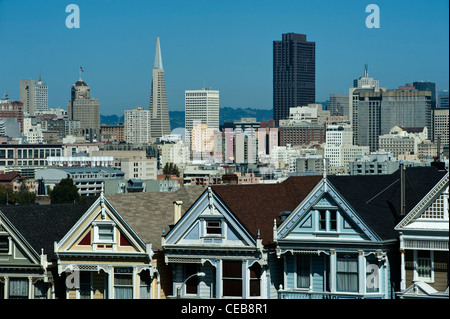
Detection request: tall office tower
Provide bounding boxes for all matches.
[20,77,48,116]
[438,90,449,109]
[273,33,315,126]
[20,79,35,115]
[349,65,384,146]
[185,88,219,145]
[356,91,383,152]
[413,81,436,110]
[35,76,48,114]
[380,90,432,140]
[149,36,171,139]
[68,77,100,141]
[124,107,151,144]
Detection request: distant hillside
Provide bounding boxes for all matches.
[101,107,273,129]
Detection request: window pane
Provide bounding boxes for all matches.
[0,237,9,253]
[337,254,358,292]
[9,278,28,299]
[223,261,242,297]
[319,210,326,230]
[98,225,114,241]
[223,261,242,278]
[185,264,198,294]
[249,263,261,297]
[114,268,133,299]
[297,255,310,288]
[206,220,222,234]
[329,211,337,231]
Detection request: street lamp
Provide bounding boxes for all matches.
[177,272,206,298]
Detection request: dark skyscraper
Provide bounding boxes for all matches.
[273,33,316,126]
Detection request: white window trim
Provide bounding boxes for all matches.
[92,221,116,248]
[413,250,435,283]
[293,254,312,291]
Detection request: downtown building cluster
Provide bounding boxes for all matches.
[0,32,448,300]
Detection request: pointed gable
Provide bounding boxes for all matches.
[56,194,147,255]
[164,187,256,247]
[277,178,379,242]
[396,172,449,231]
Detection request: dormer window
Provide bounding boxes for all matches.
[93,222,115,243]
[318,209,337,232]
[206,220,222,235]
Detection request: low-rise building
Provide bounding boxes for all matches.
[35,166,125,196]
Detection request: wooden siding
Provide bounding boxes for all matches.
[433,251,448,292]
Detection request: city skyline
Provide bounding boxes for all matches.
[0,0,448,116]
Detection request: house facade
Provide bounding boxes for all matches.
[0,213,50,299]
[275,177,395,299]
[54,193,154,299]
[275,166,447,299]
[163,176,323,299]
[395,172,449,299]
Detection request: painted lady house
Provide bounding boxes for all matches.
[0,197,97,299]
[275,166,447,299]
[53,192,154,299]
[162,175,323,299]
[395,171,448,299]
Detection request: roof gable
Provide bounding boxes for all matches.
[164,188,256,248]
[0,213,40,265]
[395,172,449,231]
[56,193,147,255]
[277,178,380,242]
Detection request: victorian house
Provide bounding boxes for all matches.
[395,171,448,299]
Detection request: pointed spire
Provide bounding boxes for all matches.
[154,36,163,70]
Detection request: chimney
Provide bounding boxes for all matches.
[400,163,406,215]
[173,201,183,224]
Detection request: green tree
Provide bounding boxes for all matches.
[50,177,80,204]
[162,162,181,177]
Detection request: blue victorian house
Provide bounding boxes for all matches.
[275,166,447,299]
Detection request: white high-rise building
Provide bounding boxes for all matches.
[325,123,369,168]
[185,88,219,146]
[124,107,151,144]
[20,76,48,116]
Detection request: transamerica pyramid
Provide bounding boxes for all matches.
[149,36,171,138]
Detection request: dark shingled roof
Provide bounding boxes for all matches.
[0,196,98,261]
[212,175,323,245]
[328,166,447,241]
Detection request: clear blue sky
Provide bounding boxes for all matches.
[0,0,448,115]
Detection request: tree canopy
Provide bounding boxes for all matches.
[50,177,80,204]
[162,162,181,177]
